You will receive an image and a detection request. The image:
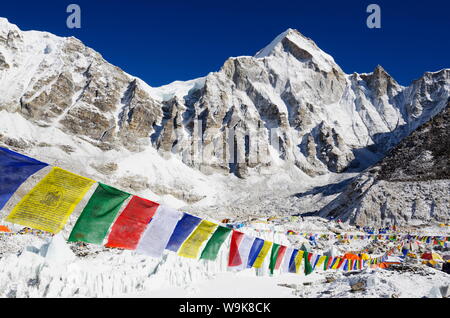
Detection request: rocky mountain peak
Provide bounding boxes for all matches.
[254,28,340,74]
[360,65,401,99]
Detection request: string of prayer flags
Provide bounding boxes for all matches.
[200,226,231,261]
[105,196,159,250]
[178,220,218,259]
[6,167,95,234]
[0,146,418,276]
[136,205,183,258]
[0,147,48,210]
[166,213,201,252]
[68,183,130,244]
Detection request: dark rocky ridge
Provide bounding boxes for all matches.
[318,103,450,226]
[378,101,450,182]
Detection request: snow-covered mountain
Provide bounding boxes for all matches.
[0,18,449,218]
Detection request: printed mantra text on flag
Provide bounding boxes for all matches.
[6,167,95,233]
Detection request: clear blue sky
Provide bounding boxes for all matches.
[2,0,449,87]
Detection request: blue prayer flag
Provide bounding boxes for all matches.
[0,147,48,210]
[165,213,201,252]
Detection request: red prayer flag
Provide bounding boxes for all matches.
[326,256,333,270]
[228,231,244,267]
[274,245,287,270]
[106,196,159,249]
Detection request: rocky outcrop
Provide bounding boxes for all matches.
[319,104,450,226]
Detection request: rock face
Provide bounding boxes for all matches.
[1,20,449,180]
[318,104,450,226]
[0,18,161,154]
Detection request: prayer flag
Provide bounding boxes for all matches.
[136,205,183,257]
[294,250,304,274]
[281,247,294,273]
[68,183,130,244]
[304,251,313,275]
[228,231,244,266]
[166,213,201,252]
[105,196,159,249]
[343,259,348,271]
[0,147,48,210]
[6,167,95,234]
[324,256,331,270]
[232,235,255,270]
[288,249,299,273]
[274,245,287,270]
[252,240,273,268]
[200,226,231,261]
[315,255,327,270]
[247,238,265,268]
[331,258,340,269]
[178,220,217,258]
[269,243,281,274]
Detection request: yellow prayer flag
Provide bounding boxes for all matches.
[294,250,304,273]
[253,241,273,268]
[5,167,95,234]
[315,255,327,269]
[178,220,218,259]
[332,258,340,269]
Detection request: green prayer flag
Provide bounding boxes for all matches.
[199,226,231,260]
[304,251,313,275]
[324,255,330,271]
[68,183,130,244]
[269,243,280,275]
